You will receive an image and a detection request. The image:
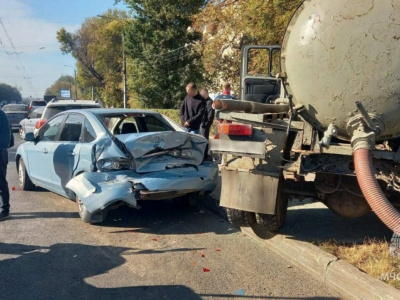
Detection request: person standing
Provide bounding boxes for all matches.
[0,109,11,221]
[214,82,236,101]
[180,82,205,134]
[199,88,215,139]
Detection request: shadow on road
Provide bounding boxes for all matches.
[0,242,339,300]
[99,200,235,236]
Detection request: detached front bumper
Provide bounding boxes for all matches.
[66,161,218,214]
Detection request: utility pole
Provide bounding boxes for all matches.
[64,65,78,100]
[74,69,78,100]
[122,32,127,108]
[92,60,95,100]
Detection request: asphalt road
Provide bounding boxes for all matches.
[0,133,341,300]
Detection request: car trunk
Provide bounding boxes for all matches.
[96,131,208,173]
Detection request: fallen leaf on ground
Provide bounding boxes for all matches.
[203,267,210,272]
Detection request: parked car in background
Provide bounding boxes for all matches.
[2,104,29,131]
[16,109,218,224]
[28,100,46,113]
[33,99,102,133]
[19,106,45,138]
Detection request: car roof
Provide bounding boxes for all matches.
[65,108,161,116]
[46,100,100,107]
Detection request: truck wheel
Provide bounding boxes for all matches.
[76,195,107,224]
[226,208,250,227]
[248,191,289,237]
[18,158,35,191]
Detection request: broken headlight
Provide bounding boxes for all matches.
[101,161,123,170]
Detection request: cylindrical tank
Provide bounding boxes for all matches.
[281,0,400,140]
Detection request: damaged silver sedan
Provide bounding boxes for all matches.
[16,109,218,223]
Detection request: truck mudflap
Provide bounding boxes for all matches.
[220,169,278,214]
[66,162,218,214]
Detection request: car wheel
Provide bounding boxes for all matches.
[19,127,25,139]
[76,195,107,224]
[18,158,35,191]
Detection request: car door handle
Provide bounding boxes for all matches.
[42,148,48,154]
[68,152,76,156]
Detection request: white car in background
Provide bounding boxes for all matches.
[32,99,102,134]
[19,106,45,138]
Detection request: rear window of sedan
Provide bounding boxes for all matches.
[2,105,28,112]
[31,101,46,106]
[97,113,175,135]
[43,105,100,119]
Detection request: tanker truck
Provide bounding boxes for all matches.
[209,0,400,244]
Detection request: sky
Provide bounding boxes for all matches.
[0,0,128,99]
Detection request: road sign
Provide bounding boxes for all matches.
[60,90,71,98]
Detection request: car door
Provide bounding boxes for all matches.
[50,113,84,196]
[27,114,66,190]
[25,108,43,134]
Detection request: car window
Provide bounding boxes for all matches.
[82,119,96,143]
[142,115,173,132]
[31,101,46,106]
[43,105,100,120]
[3,105,27,112]
[39,115,65,142]
[28,111,36,118]
[118,117,138,134]
[59,114,84,142]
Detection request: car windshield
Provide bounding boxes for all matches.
[44,105,99,119]
[97,113,175,135]
[31,101,46,106]
[2,105,28,112]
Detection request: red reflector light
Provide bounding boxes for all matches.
[35,119,47,129]
[217,123,253,136]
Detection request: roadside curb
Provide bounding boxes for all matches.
[241,227,400,300]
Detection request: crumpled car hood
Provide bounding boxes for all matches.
[96,131,207,173]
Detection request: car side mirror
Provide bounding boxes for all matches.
[24,132,36,142]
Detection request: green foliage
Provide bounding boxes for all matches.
[57,9,128,107]
[194,0,303,93]
[0,83,22,102]
[122,0,205,109]
[44,75,78,98]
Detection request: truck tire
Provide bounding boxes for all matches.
[226,208,250,227]
[18,158,35,191]
[76,195,107,224]
[248,190,289,237]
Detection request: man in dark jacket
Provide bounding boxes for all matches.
[199,88,215,139]
[0,109,11,220]
[180,82,205,134]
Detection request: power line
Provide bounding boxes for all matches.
[0,17,38,97]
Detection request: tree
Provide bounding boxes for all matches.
[0,83,22,103]
[57,9,128,107]
[45,75,77,98]
[194,0,303,93]
[121,0,205,109]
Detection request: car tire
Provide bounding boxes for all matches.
[19,127,25,139]
[18,158,35,191]
[76,195,107,224]
[226,208,250,227]
[247,190,289,237]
